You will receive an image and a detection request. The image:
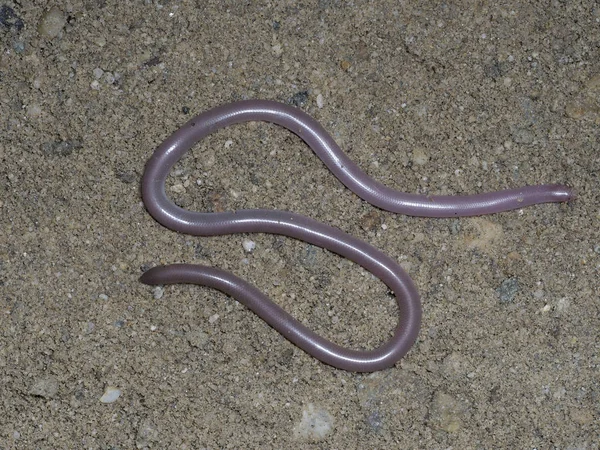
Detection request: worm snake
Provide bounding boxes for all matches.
[140,100,573,372]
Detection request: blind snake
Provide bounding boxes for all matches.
[139,100,573,372]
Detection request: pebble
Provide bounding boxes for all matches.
[136,419,159,448]
[271,43,283,56]
[0,5,24,32]
[170,183,186,194]
[152,286,164,300]
[242,239,256,253]
[564,74,600,123]
[411,147,429,166]
[26,104,42,119]
[208,314,219,324]
[41,139,82,157]
[555,297,570,314]
[290,91,309,107]
[30,375,59,398]
[293,404,334,441]
[316,93,324,108]
[93,68,104,79]
[99,386,121,403]
[38,7,65,39]
[496,277,519,303]
[429,391,466,433]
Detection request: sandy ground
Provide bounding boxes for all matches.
[1,1,599,448]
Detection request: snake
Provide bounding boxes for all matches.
[139,100,573,372]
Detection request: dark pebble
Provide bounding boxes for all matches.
[41,140,82,157]
[496,277,519,303]
[0,5,24,32]
[289,91,309,107]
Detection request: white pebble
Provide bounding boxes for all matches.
[208,314,220,324]
[293,404,334,441]
[98,293,108,301]
[224,139,234,148]
[272,44,283,56]
[93,68,104,79]
[104,72,115,84]
[316,94,324,108]
[412,148,429,166]
[26,104,42,119]
[99,386,121,404]
[152,286,164,300]
[38,7,66,39]
[242,239,256,253]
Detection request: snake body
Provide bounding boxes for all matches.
[140,100,572,372]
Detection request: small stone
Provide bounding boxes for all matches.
[340,60,351,71]
[115,170,135,184]
[496,277,519,303]
[412,147,429,165]
[316,93,324,108]
[565,101,587,119]
[208,314,219,324]
[99,386,121,404]
[170,184,185,194]
[30,376,59,398]
[152,286,164,300]
[242,239,256,253]
[136,419,159,449]
[556,297,570,314]
[290,91,309,107]
[41,139,83,157]
[0,5,24,32]
[429,391,466,433]
[38,7,66,39]
[104,72,116,84]
[272,43,283,56]
[293,404,334,441]
[98,293,108,301]
[93,68,104,79]
[359,210,382,231]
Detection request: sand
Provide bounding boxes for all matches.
[1,1,598,448]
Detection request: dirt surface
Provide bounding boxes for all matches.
[1,1,599,448]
